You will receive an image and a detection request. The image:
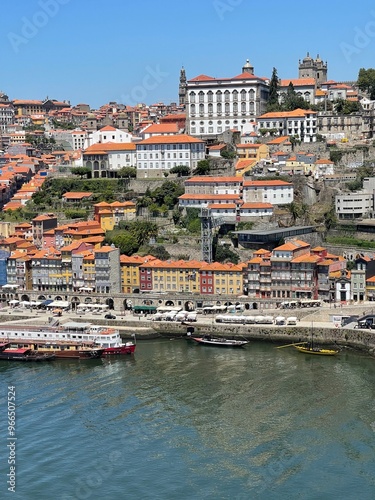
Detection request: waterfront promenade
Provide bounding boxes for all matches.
[1,301,375,356]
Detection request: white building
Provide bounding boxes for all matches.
[335,192,374,220]
[71,130,88,150]
[178,193,240,209]
[0,104,14,132]
[185,59,269,137]
[242,180,293,205]
[85,125,133,148]
[83,143,137,178]
[136,134,205,178]
[240,202,274,217]
[184,176,242,195]
[257,108,318,143]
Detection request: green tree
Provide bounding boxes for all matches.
[357,68,375,100]
[267,67,281,111]
[169,165,191,177]
[282,82,310,111]
[214,245,239,264]
[117,167,136,178]
[70,167,92,178]
[194,160,210,175]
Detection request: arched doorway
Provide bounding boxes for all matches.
[106,298,114,310]
[165,300,174,307]
[185,301,195,312]
[71,297,80,311]
[21,294,30,302]
[124,299,133,310]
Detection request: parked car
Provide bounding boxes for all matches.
[105,313,116,319]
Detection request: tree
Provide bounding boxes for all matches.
[357,68,375,100]
[282,82,310,111]
[334,99,359,114]
[169,165,191,177]
[117,167,136,178]
[70,167,92,178]
[194,159,210,175]
[214,245,239,264]
[267,67,281,111]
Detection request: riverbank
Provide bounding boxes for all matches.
[1,306,375,356]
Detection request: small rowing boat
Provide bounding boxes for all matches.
[188,334,249,348]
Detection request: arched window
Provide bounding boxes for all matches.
[198,91,204,103]
[241,102,246,113]
[224,90,230,102]
[190,104,196,115]
[189,92,196,103]
[217,102,222,114]
[241,89,246,101]
[216,90,222,102]
[207,91,213,102]
[232,90,238,101]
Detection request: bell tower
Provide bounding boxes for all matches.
[179,66,187,107]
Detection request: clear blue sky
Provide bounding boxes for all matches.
[1,0,375,109]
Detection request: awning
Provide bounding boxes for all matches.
[47,300,70,308]
[42,299,53,306]
[133,305,157,312]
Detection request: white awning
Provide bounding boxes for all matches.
[47,300,70,309]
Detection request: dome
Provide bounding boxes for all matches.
[303,52,313,62]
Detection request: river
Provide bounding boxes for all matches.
[1,339,375,499]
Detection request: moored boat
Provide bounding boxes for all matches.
[0,321,135,357]
[188,334,249,348]
[294,345,339,356]
[0,343,56,362]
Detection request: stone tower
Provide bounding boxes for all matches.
[298,53,327,87]
[179,67,187,106]
[242,58,254,75]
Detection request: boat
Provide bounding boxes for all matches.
[0,321,135,357]
[293,325,339,356]
[0,342,56,362]
[294,344,339,356]
[0,340,104,360]
[188,333,249,348]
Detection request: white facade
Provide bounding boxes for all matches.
[240,203,274,217]
[242,180,294,205]
[0,104,14,132]
[257,109,318,143]
[184,176,242,195]
[178,194,240,209]
[186,61,269,137]
[335,192,374,220]
[85,126,133,148]
[136,134,205,178]
[71,130,88,150]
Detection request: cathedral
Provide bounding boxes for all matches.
[298,53,327,87]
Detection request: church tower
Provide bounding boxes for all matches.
[298,53,327,87]
[179,67,187,107]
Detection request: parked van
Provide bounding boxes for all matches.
[286,316,298,325]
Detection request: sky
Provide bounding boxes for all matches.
[1,0,375,109]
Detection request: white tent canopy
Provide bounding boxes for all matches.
[46,300,70,309]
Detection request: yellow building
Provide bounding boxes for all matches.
[235,143,268,161]
[140,259,202,293]
[200,262,245,295]
[120,255,156,293]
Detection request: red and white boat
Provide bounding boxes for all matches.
[0,321,136,356]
